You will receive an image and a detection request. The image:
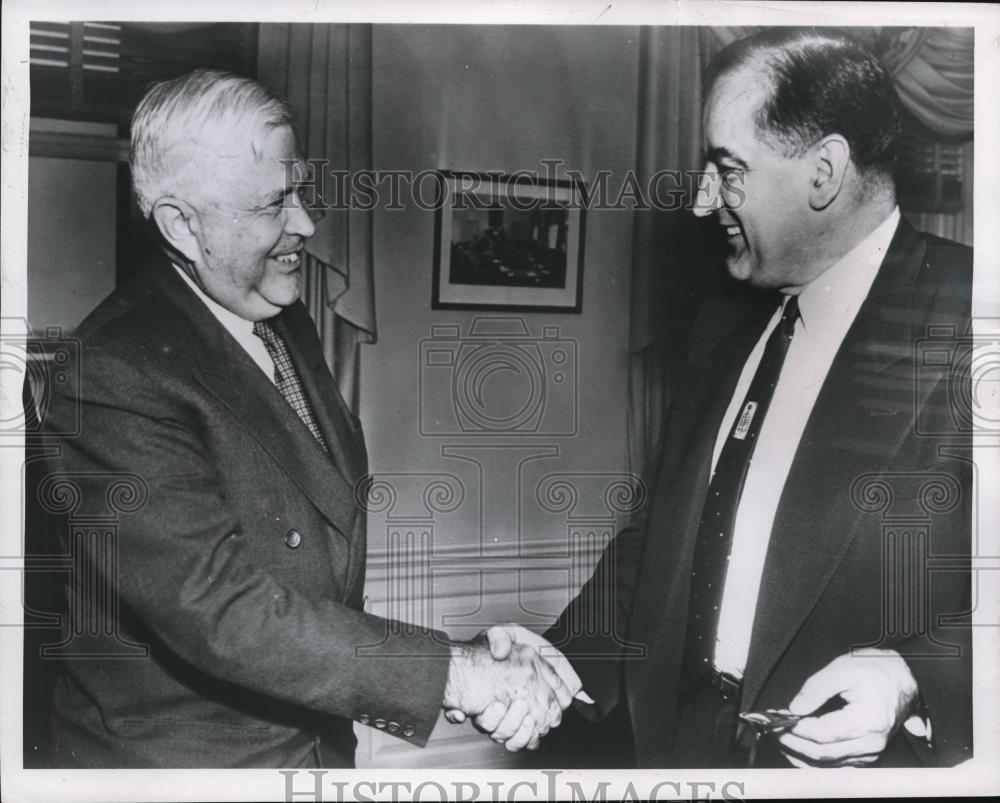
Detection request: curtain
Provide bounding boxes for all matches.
[876,27,975,245]
[256,24,377,413]
[878,27,974,138]
[712,26,975,140]
[626,27,722,474]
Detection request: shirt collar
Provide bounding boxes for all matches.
[792,207,900,334]
[172,263,257,342]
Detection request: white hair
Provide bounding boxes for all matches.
[130,69,294,217]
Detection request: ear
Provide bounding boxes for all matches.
[808,134,851,210]
[150,197,203,263]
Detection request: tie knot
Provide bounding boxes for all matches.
[252,319,278,346]
[781,294,800,329]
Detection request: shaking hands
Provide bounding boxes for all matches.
[442,624,583,751]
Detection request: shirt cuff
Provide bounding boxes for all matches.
[903,712,932,743]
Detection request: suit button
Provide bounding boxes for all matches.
[358,714,370,725]
[402,726,415,737]
[284,529,302,549]
[374,718,386,729]
[387,721,400,734]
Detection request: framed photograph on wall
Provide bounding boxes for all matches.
[432,170,586,312]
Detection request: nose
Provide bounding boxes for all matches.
[692,165,722,218]
[284,193,317,239]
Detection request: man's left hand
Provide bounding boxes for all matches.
[777,648,919,767]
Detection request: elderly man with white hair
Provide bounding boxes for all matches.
[37,69,577,768]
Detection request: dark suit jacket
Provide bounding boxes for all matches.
[37,252,452,768]
[550,220,973,767]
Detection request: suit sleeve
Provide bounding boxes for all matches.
[893,481,972,764]
[894,381,973,766]
[894,252,974,766]
[544,299,734,721]
[544,424,670,721]
[45,341,450,746]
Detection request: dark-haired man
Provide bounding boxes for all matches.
[502,27,973,768]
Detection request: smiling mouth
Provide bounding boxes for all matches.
[723,224,742,239]
[272,251,301,265]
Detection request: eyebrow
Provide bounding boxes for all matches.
[257,155,308,208]
[705,146,749,170]
[263,187,290,204]
[252,184,294,212]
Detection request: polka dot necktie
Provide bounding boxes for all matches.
[252,319,329,454]
[680,294,800,690]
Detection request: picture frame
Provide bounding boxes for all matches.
[432,170,586,312]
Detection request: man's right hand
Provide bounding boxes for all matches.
[443,630,573,751]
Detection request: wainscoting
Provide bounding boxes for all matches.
[353,468,644,768]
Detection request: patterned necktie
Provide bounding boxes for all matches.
[252,319,329,454]
[680,294,800,690]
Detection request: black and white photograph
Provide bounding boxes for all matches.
[1,1,998,801]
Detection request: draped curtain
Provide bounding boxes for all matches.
[875,26,975,244]
[627,25,975,470]
[256,24,377,413]
[626,27,722,474]
[710,25,975,139]
[876,27,974,137]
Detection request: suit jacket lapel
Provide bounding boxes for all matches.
[150,256,361,534]
[626,295,775,731]
[741,220,931,707]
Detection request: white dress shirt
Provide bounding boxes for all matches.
[710,207,901,679]
[173,265,277,385]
